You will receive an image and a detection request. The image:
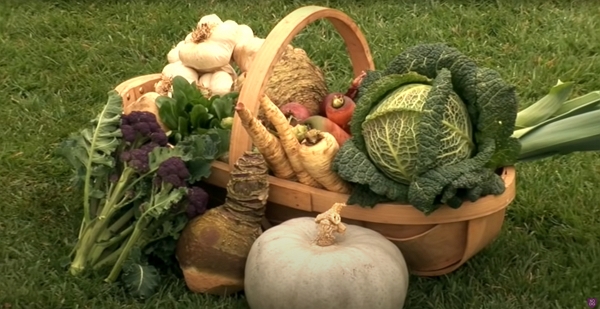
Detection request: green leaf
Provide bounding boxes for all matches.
[176,131,230,183]
[332,138,409,204]
[121,258,161,299]
[346,184,392,207]
[208,128,231,156]
[408,138,504,214]
[413,69,453,176]
[186,160,213,182]
[209,92,238,120]
[148,147,184,171]
[473,67,521,167]
[177,116,190,137]
[144,187,187,219]
[89,189,105,199]
[172,76,208,109]
[208,117,221,129]
[56,90,123,218]
[551,90,600,117]
[157,96,181,131]
[189,104,210,129]
[514,90,600,139]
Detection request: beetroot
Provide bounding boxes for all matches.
[279,102,312,126]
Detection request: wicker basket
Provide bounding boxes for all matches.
[115,5,517,277]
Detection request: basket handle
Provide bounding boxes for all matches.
[228,5,375,170]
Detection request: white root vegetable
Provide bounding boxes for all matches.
[197,14,223,28]
[179,20,239,72]
[235,24,254,45]
[167,41,185,63]
[198,64,236,97]
[184,32,194,43]
[212,20,239,44]
[185,14,223,43]
[154,75,172,97]
[233,37,264,72]
[219,63,238,80]
[209,71,234,96]
[161,61,199,84]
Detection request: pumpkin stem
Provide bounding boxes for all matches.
[314,203,347,246]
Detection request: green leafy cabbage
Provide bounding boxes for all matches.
[332,43,521,214]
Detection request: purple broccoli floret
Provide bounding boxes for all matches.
[120,111,166,145]
[156,157,190,188]
[120,142,160,174]
[132,122,151,136]
[121,124,136,143]
[126,149,151,173]
[150,131,168,146]
[185,187,209,219]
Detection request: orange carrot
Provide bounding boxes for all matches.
[234,102,295,180]
[301,115,351,146]
[324,93,355,132]
[260,95,322,188]
[299,129,352,194]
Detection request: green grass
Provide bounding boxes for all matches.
[1,0,599,308]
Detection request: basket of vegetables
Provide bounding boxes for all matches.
[116,6,518,277]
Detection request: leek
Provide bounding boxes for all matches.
[514,80,574,129]
[514,85,600,161]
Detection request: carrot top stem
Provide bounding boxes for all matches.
[332,95,345,108]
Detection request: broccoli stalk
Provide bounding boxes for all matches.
[105,179,187,282]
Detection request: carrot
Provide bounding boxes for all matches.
[324,93,356,132]
[301,115,351,146]
[299,129,352,194]
[260,95,322,188]
[234,102,295,180]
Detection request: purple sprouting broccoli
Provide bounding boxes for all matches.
[185,186,209,219]
[156,157,190,188]
[120,142,161,174]
[120,111,168,146]
[118,111,170,174]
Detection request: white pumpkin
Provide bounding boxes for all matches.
[244,203,410,309]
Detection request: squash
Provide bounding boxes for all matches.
[244,203,410,309]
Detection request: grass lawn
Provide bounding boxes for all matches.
[1,0,599,308]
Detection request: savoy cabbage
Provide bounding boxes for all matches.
[332,43,521,214]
